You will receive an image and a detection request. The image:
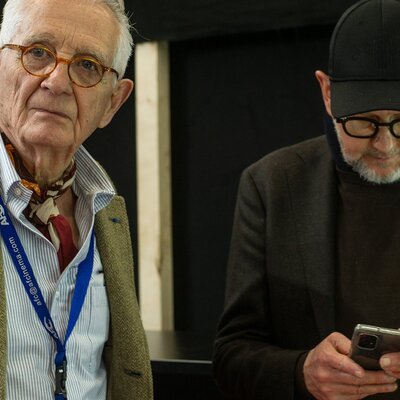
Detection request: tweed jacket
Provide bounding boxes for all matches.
[213,135,337,400]
[0,195,153,399]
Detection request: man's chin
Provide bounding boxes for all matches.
[352,162,400,184]
[22,127,72,148]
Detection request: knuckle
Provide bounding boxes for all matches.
[318,384,330,397]
[336,357,345,371]
[356,385,364,395]
[315,369,329,383]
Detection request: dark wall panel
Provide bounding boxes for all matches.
[170,25,333,333]
[131,0,355,42]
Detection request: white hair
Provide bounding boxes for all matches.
[0,0,133,77]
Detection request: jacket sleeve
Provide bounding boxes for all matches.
[212,167,308,400]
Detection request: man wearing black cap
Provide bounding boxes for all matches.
[213,0,400,399]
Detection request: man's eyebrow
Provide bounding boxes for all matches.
[22,34,110,65]
[74,47,109,65]
[23,33,59,47]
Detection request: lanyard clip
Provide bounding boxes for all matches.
[55,360,67,399]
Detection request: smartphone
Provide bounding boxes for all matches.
[350,324,400,370]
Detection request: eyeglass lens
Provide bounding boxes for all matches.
[22,46,103,87]
[343,118,400,138]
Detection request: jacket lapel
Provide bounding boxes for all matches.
[94,196,153,399]
[286,146,338,340]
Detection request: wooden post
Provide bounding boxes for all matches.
[135,41,174,330]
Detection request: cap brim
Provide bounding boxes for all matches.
[330,80,400,118]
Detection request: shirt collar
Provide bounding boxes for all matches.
[0,137,115,212]
[0,136,26,204]
[73,145,115,213]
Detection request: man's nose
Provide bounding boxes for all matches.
[371,126,397,152]
[40,59,73,94]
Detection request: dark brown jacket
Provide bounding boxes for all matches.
[213,135,337,399]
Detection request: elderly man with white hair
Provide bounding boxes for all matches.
[0,0,153,399]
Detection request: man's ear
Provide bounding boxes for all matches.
[98,78,134,128]
[315,70,332,117]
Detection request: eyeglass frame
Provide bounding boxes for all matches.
[0,43,119,88]
[336,116,400,139]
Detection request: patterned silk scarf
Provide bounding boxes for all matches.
[5,140,78,272]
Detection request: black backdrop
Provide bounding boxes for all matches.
[170,26,333,333]
[131,0,356,42]
[127,0,356,333]
[0,0,358,335]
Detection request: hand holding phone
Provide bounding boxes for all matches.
[350,324,400,370]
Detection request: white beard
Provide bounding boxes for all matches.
[343,155,400,184]
[334,122,400,184]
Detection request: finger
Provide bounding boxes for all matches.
[345,381,397,397]
[339,371,397,386]
[324,381,398,398]
[324,333,367,378]
[330,332,352,355]
[360,370,398,385]
[381,353,400,373]
[330,368,396,386]
[329,352,365,378]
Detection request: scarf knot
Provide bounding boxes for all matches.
[5,138,78,272]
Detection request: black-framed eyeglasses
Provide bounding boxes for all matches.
[336,116,400,139]
[0,43,119,88]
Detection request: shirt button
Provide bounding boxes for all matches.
[14,187,22,197]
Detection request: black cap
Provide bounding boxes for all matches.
[329,0,400,118]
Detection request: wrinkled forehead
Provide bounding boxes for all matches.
[2,0,119,62]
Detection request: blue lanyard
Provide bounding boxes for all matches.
[0,196,94,400]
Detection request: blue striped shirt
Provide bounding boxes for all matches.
[0,139,115,400]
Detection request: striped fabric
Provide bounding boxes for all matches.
[0,138,115,400]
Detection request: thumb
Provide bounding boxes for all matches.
[329,332,352,355]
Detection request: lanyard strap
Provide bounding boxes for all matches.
[0,196,94,400]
